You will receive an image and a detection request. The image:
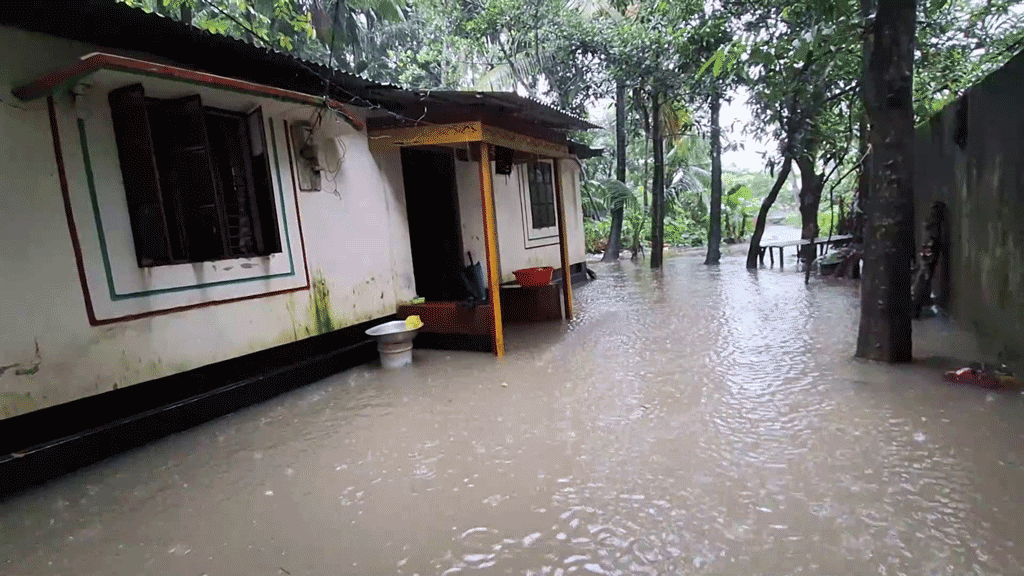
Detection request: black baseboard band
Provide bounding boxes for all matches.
[0,315,392,499]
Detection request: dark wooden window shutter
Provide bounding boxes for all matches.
[154,95,229,262]
[109,85,283,266]
[107,84,174,266]
[528,161,556,229]
[246,108,281,255]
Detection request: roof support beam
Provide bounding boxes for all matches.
[481,124,570,158]
[367,121,571,158]
[477,141,505,358]
[367,121,483,151]
[553,158,574,320]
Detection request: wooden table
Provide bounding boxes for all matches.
[759,235,853,268]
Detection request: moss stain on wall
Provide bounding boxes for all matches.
[298,270,397,339]
[308,271,336,336]
[0,392,37,418]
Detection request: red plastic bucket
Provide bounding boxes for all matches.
[513,267,554,287]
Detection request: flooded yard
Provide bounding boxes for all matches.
[3,251,1024,575]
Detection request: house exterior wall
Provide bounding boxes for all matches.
[455,156,586,283]
[913,48,1024,367]
[0,26,415,418]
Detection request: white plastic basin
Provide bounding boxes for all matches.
[365,320,420,369]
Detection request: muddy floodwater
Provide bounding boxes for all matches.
[3,250,1024,576]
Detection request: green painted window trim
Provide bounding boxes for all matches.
[78,115,298,301]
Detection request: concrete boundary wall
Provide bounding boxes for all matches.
[914,49,1024,365]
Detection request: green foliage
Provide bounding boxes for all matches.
[584,218,610,253]
[664,217,705,247]
[720,183,753,241]
[581,177,639,220]
[116,0,1024,255]
[119,0,402,73]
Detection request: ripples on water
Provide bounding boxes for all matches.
[2,253,1024,575]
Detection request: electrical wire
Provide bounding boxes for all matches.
[321,136,346,187]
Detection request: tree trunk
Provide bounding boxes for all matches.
[650,92,665,269]
[855,0,875,243]
[796,154,823,268]
[705,89,723,265]
[856,118,870,243]
[746,158,794,269]
[637,89,650,214]
[856,0,916,363]
[603,81,628,262]
[181,0,193,23]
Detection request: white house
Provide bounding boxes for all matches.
[0,1,595,491]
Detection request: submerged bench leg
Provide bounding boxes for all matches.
[779,248,784,269]
[769,247,775,267]
[759,248,765,266]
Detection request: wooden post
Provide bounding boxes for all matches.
[478,142,504,357]
[552,159,574,320]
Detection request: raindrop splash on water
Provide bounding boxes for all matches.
[1,252,1023,575]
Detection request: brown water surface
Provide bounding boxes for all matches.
[2,253,1023,575]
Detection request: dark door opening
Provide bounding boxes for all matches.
[400,148,469,301]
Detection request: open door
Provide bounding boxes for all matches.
[400,148,468,301]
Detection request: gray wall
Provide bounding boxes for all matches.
[914,49,1024,365]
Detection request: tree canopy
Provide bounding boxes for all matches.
[118,0,1024,266]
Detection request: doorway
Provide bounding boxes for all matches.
[400,147,469,301]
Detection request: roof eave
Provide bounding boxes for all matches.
[13,52,365,130]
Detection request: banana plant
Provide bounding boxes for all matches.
[721,183,753,242]
[582,178,639,220]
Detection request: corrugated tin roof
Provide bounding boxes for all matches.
[1,1,598,133]
[568,140,604,159]
[368,89,599,132]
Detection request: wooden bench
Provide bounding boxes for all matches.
[759,235,853,268]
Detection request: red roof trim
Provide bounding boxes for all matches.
[12,52,364,131]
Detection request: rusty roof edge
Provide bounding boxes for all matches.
[477,92,598,129]
[365,88,599,131]
[567,140,604,159]
[489,92,594,125]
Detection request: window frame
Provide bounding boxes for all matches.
[107,83,282,268]
[521,160,560,247]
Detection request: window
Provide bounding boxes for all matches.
[108,83,281,267]
[527,161,556,229]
